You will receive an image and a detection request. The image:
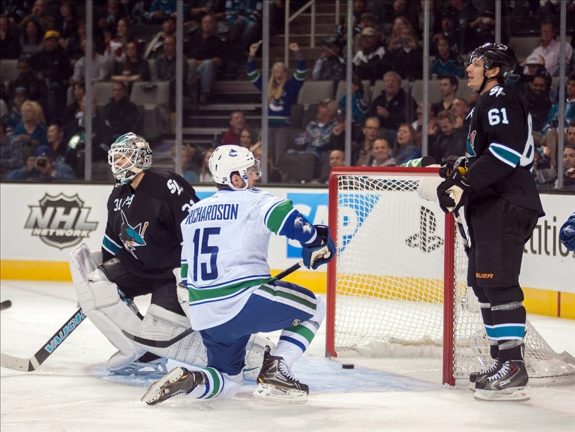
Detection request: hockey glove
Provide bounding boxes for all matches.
[436,169,470,214]
[439,155,469,179]
[302,225,336,270]
[559,213,575,251]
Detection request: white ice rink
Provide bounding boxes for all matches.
[1,280,575,432]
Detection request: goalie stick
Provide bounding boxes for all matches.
[122,261,303,348]
[0,300,12,310]
[1,308,86,372]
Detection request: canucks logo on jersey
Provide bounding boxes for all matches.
[119,210,148,259]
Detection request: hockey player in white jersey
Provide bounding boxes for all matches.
[142,144,335,404]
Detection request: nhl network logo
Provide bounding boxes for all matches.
[24,193,98,249]
[405,206,443,253]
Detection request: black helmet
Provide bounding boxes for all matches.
[467,42,518,83]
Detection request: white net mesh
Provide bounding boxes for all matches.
[329,170,575,383]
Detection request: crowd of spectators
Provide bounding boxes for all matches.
[1,0,575,189]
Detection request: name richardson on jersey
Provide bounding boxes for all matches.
[185,203,239,224]
[526,216,574,258]
[24,193,98,249]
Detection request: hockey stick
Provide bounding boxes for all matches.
[0,300,12,311]
[122,261,303,348]
[1,308,86,372]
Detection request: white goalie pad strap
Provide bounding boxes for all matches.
[69,243,102,285]
[73,268,145,361]
[416,176,443,202]
[140,304,207,366]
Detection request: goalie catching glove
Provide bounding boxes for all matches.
[302,225,335,270]
[437,169,471,214]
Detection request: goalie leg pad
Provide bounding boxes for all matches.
[73,267,146,369]
[140,304,207,366]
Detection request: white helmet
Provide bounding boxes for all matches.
[209,145,261,190]
[107,132,152,185]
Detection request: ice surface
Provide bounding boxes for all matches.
[1,281,574,432]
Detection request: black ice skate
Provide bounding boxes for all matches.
[474,360,529,401]
[468,359,500,391]
[253,346,309,402]
[141,367,207,405]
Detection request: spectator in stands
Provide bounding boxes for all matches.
[187,13,226,104]
[46,121,79,173]
[7,144,76,181]
[450,97,470,129]
[392,122,420,165]
[388,26,423,80]
[155,34,189,110]
[7,58,47,107]
[541,73,575,168]
[71,39,113,85]
[353,26,388,84]
[221,110,247,145]
[226,0,262,56]
[533,139,557,188]
[561,144,575,190]
[112,40,151,84]
[568,122,575,147]
[55,1,78,47]
[432,74,458,116]
[528,19,573,77]
[352,12,380,52]
[103,17,131,64]
[434,8,461,57]
[98,0,128,33]
[443,0,479,48]
[62,81,85,128]
[525,73,552,133]
[329,148,345,169]
[412,101,437,147]
[240,127,257,148]
[312,36,345,82]
[327,108,347,151]
[64,18,87,63]
[247,40,306,164]
[386,16,415,51]
[297,98,337,176]
[337,73,369,126]
[103,81,139,139]
[250,141,282,182]
[31,30,73,123]
[198,147,215,183]
[145,16,176,59]
[2,86,27,132]
[353,116,380,166]
[367,71,416,136]
[466,9,501,51]
[146,0,177,24]
[188,0,225,24]
[180,141,201,184]
[429,109,465,164]
[371,137,396,167]
[0,118,30,177]
[19,17,44,57]
[0,14,21,59]
[21,0,53,34]
[11,100,47,150]
[431,34,465,79]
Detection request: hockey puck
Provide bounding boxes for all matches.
[342,363,355,369]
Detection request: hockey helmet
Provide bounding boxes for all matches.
[107,132,152,185]
[209,144,261,190]
[466,42,518,84]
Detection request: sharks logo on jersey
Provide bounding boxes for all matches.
[119,210,149,259]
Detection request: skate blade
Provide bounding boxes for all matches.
[253,383,308,403]
[141,367,187,405]
[474,387,530,401]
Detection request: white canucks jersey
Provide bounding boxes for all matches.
[180,188,294,330]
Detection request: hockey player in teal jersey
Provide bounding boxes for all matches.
[142,145,335,405]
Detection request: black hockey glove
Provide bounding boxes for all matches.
[302,225,336,270]
[439,155,469,179]
[436,169,470,214]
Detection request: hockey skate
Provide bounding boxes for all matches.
[253,346,309,403]
[468,359,499,391]
[474,360,529,401]
[141,367,207,405]
[108,351,168,378]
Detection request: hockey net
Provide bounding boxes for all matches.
[326,167,575,385]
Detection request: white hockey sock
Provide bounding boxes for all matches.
[273,319,321,368]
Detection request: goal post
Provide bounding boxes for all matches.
[326,167,575,386]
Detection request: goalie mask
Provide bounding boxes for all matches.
[107,132,152,185]
[209,144,261,190]
[466,42,518,93]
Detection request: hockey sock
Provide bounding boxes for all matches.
[274,319,321,368]
[479,302,499,359]
[490,301,526,361]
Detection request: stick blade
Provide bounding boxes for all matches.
[1,353,35,371]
